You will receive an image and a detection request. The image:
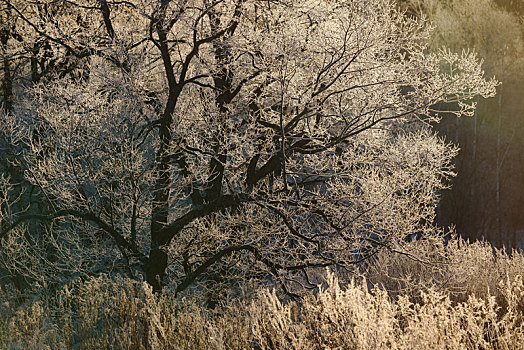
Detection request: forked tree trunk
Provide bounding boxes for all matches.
[146,24,178,293]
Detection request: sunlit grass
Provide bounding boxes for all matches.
[1,237,523,349]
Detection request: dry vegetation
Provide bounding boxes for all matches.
[1,236,523,349]
[0,1,518,349]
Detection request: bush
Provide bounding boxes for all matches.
[1,238,524,349]
[368,235,524,308]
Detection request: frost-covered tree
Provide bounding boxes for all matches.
[0,0,496,295]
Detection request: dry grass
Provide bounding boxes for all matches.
[1,237,524,349]
[368,235,524,308]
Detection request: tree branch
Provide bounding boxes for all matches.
[175,243,336,295]
[0,209,146,262]
[159,194,243,245]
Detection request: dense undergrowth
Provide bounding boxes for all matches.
[1,236,524,349]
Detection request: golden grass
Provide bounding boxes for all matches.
[1,237,523,349]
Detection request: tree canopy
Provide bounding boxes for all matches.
[0,0,496,297]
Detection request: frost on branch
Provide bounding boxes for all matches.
[0,0,497,296]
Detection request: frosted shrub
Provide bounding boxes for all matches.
[250,271,524,349]
[1,263,524,349]
[250,274,398,349]
[368,234,524,307]
[0,275,252,349]
[250,271,512,349]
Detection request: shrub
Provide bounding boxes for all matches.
[1,242,523,349]
[368,234,524,308]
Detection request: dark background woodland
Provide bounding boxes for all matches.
[400,0,524,248]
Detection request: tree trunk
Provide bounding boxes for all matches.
[1,13,13,115]
[495,49,506,244]
[146,25,178,293]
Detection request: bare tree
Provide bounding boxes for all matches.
[0,0,496,296]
